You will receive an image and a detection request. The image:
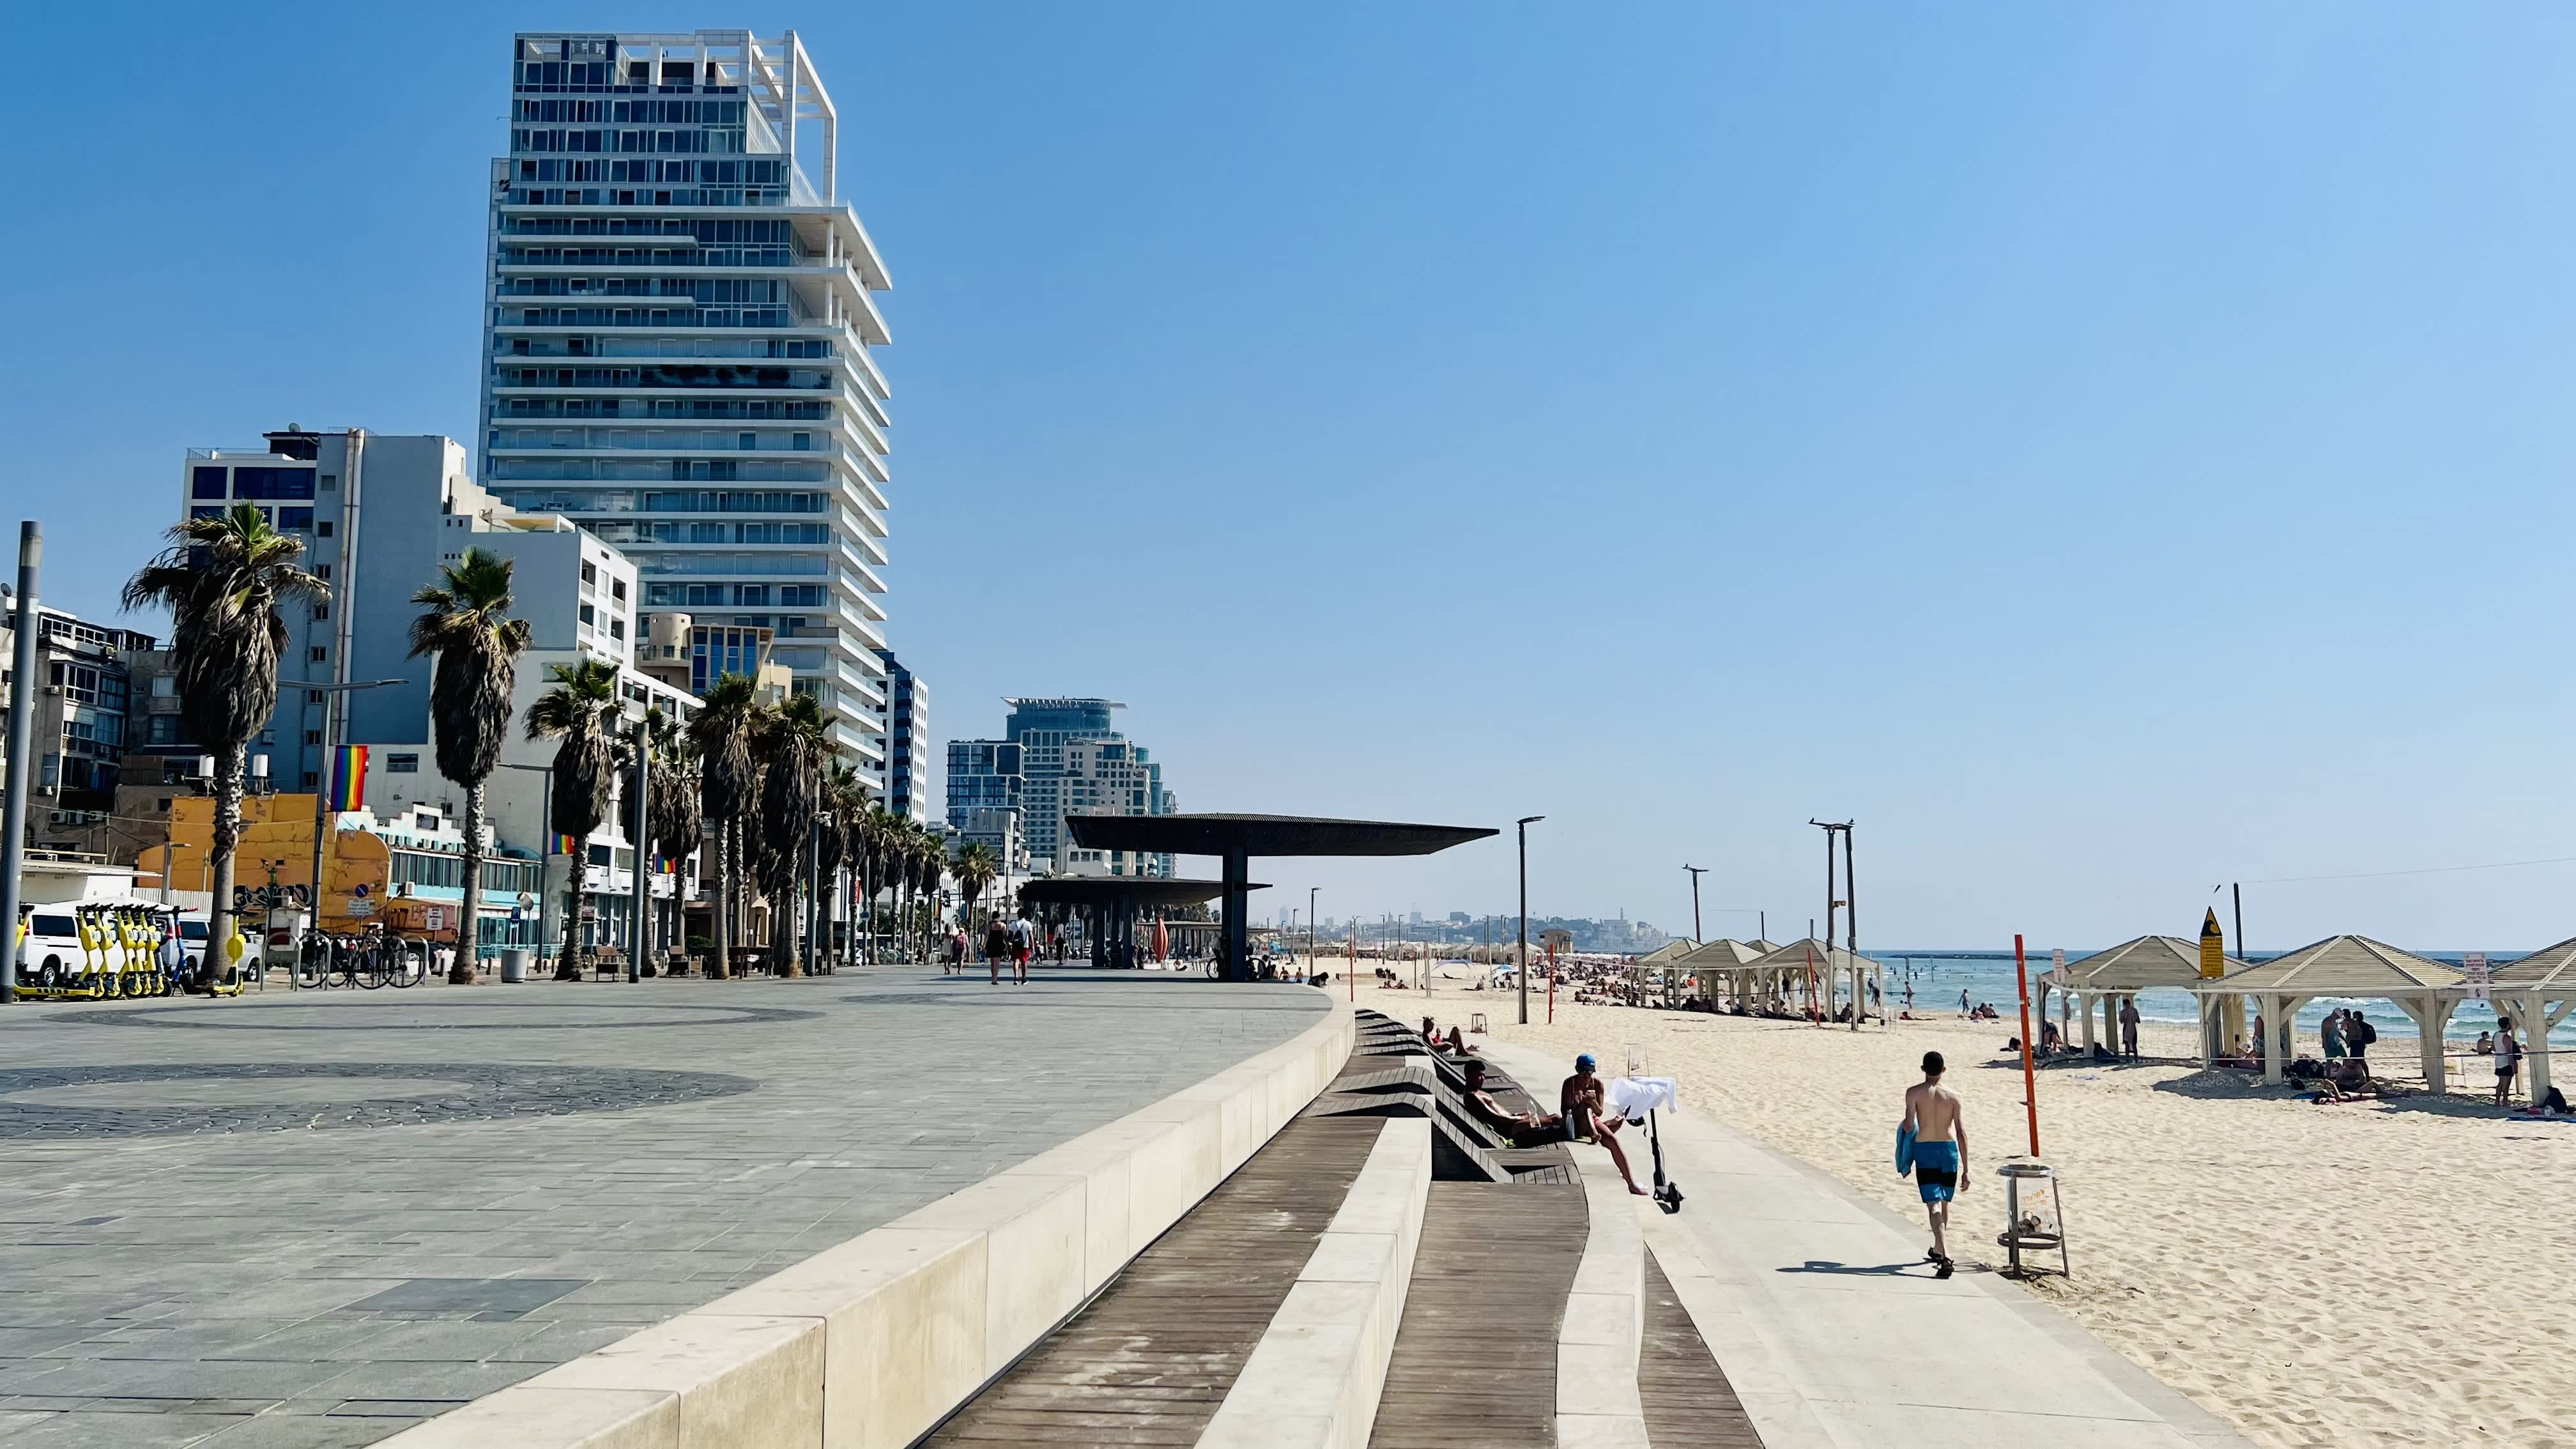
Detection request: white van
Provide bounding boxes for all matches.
[16,908,84,986]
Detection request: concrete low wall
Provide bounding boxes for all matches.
[378,991,1354,1449]
[1196,1116,1431,1449]
[1558,1140,1650,1448]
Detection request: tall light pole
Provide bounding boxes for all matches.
[1683,864,1706,944]
[1516,815,1543,1025]
[0,523,40,1003]
[1308,886,1319,975]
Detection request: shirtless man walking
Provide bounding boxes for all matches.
[1900,1050,1970,1278]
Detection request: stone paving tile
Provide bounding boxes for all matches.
[0,971,1322,1448]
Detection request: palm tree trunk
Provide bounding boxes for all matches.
[452,780,484,985]
[558,855,586,981]
[709,817,731,980]
[204,742,245,990]
[772,864,801,978]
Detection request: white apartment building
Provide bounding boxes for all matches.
[480,30,895,763]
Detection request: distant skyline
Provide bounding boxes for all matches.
[13,4,2576,947]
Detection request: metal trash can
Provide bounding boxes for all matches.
[500,949,532,985]
[1995,1159,2071,1280]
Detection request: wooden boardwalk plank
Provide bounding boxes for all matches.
[1367,1179,1586,1448]
[923,1114,1383,1447]
[1640,1249,1767,1447]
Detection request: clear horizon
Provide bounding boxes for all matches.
[12,4,2576,948]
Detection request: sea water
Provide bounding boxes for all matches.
[1876,951,2573,1050]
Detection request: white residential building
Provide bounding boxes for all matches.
[480,29,895,763]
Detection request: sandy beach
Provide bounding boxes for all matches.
[1381,972,2576,1449]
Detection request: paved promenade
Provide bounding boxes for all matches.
[0,970,1325,1448]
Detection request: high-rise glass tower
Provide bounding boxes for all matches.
[482,31,894,759]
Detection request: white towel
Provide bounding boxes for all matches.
[1607,1075,1678,1120]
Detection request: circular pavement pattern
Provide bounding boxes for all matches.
[0,1061,757,1138]
[44,1001,821,1031]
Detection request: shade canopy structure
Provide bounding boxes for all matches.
[1015,877,1263,909]
[1014,876,1267,970]
[1673,939,1765,969]
[1690,937,1886,1026]
[2489,938,2576,1103]
[1064,813,1496,980]
[2195,935,2466,1087]
[2057,935,2250,1057]
[1636,939,1696,967]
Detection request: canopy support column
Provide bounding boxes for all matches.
[2523,990,2552,1105]
[2260,994,2286,1085]
[1221,850,1250,983]
[2079,993,2096,1053]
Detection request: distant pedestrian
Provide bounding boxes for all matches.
[1009,912,1035,984]
[1959,988,1970,1016]
[984,917,1011,985]
[2348,1011,2377,1064]
[944,928,965,976]
[2324,1011,2347,1061]
[2494,1019,2522,1107]
[2119,998,2141,1059]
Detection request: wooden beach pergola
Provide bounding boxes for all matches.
[2058,935,2247,1061]
[2490,938,2576,1105]
[2194,935,2464,1087]
[1725,937,1884,1025]
[1667,939,1766,1009]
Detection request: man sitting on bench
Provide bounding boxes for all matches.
[1562,1054,1650,1196]
[1460,1058,1563,1146]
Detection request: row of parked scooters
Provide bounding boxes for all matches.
[11,900,243,999]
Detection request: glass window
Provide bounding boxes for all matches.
[280,507,315,532]
[231,467,316,500]
[190,507,223,521]
[192,466,227,499]
[387,753,420,773]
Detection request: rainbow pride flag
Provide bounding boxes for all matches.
[552,832,581,856]
[325,745,368,812]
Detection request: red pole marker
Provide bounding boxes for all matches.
[2013,933,2041,1158]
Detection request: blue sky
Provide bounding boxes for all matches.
[11,4,2576,949]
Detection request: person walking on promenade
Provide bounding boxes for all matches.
[2119,997,2142,1059]
[1009,910,1035,985]
[1901,1050,1970,1278]
[983,916,1011,986]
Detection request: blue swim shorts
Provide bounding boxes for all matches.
[1911,1140,1960,1204]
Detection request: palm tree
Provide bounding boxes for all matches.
[908,820,943,960]
[525,658,620,979]
[121,505,326,981]
[753,693,830,977]
[951,841,999,949]
[647,715,700,974]
[815,763,866,969]
[685,673,758,980]
[857,806,899,964]
[408,548,533,985]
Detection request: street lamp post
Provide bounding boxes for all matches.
[1516,815,1543,1025]
[1683,864,1706,944]
[494,762,555,965]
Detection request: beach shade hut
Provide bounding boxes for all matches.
[1738,937,1885,1025]
[1636,939,1694,966]
[2490,939,2576,1104]
[2060,935,2248,1061]
[2195,936,2464,1088]
[1671,939,1767,1009]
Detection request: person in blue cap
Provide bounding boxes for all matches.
[1560,1053,1648,1195]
